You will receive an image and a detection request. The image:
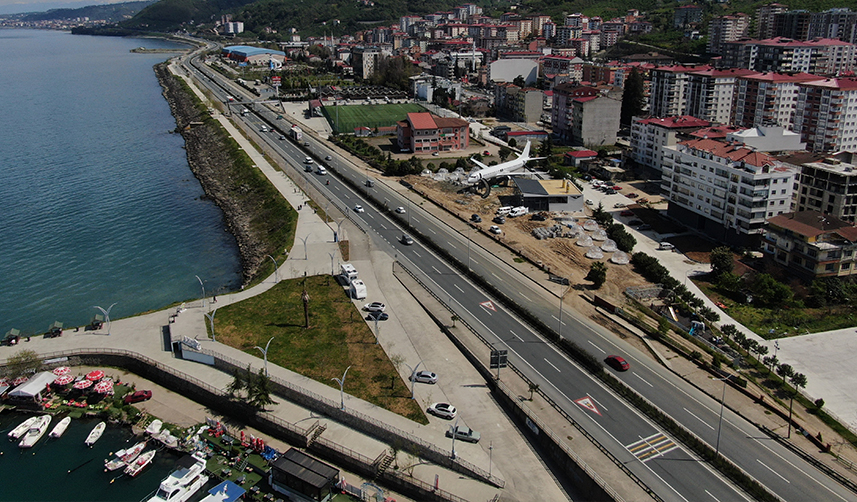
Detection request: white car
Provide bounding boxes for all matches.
[489,225,502,235]
[363,302,386,312]
[410,370,437,384]
[427,402,457,419]
[353,205,364,213]
[395,207,406,214]
[585,199,594,205]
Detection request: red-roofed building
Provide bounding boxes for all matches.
[685,68,756,124]
[564,149,598,167]
[662,137,798,246]
[733,71,824,129]
[689,124,746,139]
[764,210,857,279]
[648,65,712,118]
[630,116,710,172]
[721,37,857,75]
[396,112,470,153]
[794,77,857,152]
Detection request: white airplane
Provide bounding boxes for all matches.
[467,140,546,184]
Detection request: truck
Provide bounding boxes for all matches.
[349,279,367,299]
[290,125,303,141]
[340,264,358,282]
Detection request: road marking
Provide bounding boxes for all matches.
[587,340,606,353]
[429,228,437,234]
[432,266,441,275]
[626,434,679,461]
[749,437,849,502]
[454,284,465,293]
[551,315,567,326]
[543,358,561,373]
[412,251,421,258]
[412,217,419,224]
[447,242,458,250]
[519,293,532,302]
[379,224,387,230]
[491,272,500,279]
[633,372,654,387]
[480,301,496,311]
[705,490,722,502]
[756,459,790,483]
[509,330,522,341]
[470,258,479,266]
[587,393,608,412]
[574,396,602,416]
[683,407,714,430]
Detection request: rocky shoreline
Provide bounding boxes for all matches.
[153,62,266,285]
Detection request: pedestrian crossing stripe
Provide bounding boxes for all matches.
[574,397,602,416]
[480,301,496,311]
[626,433,679,462]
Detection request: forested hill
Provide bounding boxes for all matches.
[19,0,155,22]
[122,0,258,30]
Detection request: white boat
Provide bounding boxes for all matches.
[49,417,71,438]
[8,416,38,440]
[85,421,106,446]
[124,449,156,477]
[146,453,209,502]
[105,440,147,471]
[18,415,52,448]
[146,419,163,435]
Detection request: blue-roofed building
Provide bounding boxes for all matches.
[199,480,245,502]
[222,45,287,66]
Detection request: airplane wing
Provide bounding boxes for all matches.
[470,158,490,170]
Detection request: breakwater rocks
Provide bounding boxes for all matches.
[154,63,266,285]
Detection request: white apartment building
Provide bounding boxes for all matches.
[662,137,797,247]
[630,115,710,172]
[793,77,857,152]
[707,13,750,54]
[648,65,711,118]
[684,68,756,124]
[732,71,823,129]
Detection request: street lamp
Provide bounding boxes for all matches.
[267,255,279,283]
[450,417,460,459]
[328,252,336,276]
[195,275,206,310]
[332,365,352,410]
[204,308,217,342]
[254,336,275,376]
[92,303,117,336]
[715,376,729,457]
[404,360,424,399]
[300,235,310,260]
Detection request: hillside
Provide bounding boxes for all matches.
[18,0,155,22]
[122,0,256,30]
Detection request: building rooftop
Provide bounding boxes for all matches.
[636,115,710,129]
[768,211,857,240]
[679,137,779,168]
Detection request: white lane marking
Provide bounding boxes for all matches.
[706,490,722,502]
[749,437,849,501]
[757,459,790,484]
[520,293,532,302]
[491,272,500,279]
[380,224,388,230]
[684,408,714,430]
[551,315,567,326]
[412,251,421,258]
[432,266,441,275]
[412,217,419,224]
[471,258,479,266]
[447,242,458,250]
[365,213,374,219]
[587,393,608,412]
[454,284,465,293]
[543,358,561,373]
[633,372,654,388]
[509,331,523,342]
[587,340,606,353]
[429,228,437,234]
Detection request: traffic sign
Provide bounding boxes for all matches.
[574,396,602,416]
[480,300,496,311]
[489,349,508,369]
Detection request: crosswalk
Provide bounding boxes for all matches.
[626,433,679,462]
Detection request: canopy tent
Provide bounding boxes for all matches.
[8,371,55,400]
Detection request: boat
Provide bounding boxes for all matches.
[18,415,52,448]
[146,453,209,502]
[8,416,38,440]
[105,441,147,471]
[146,419,163,435]
[85,421,106,446]
[49,416,71,438]
[124,449,156,477]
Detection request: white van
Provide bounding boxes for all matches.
[509,206,529,217]
[496,206,513,216]
[340,263,358,282]
[316,166,327,175]
[304,157,313,164]
[350,279,367,299]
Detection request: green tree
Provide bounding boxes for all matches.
[247,368,277,410]
[710,246,734,278]
[513,75,526,87]
[498,146,512,161]
[620,67,645,127]
[507,138,517,148]
[585,262,608,288]
[777,363,794,381]
[749,273,793,307]
[3,350,42,379]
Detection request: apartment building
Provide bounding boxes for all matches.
[794,151,857,222]
[552,84,621,146]
[756,3,788,39]
[720,37,857,75]
[685,68,756,124]
[793,77,857,152]
[351,46,382,79]
[662,137,797,247]
[732,71,823,129]
[396,112,470,153]
[494,83,544,122]
[630,115,710,172]
[763,211,857,279]
[707,14,750,54]
[648,65,711,118]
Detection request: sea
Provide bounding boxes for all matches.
[0,29,242,337]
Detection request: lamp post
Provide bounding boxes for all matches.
[332,365,352,410]
[204,308,217,342]
[373,317,380,344]
[328,252,336,276]
[404,360,424,399]
[488,441,494,479]
[195,275,206,310]
[254,336,275,376]
[450,417,460,459]
[300,235,310,260]
[92,303,117,336]
[715,376,729,457]
[267,255,279,283]
[558,281,572,340]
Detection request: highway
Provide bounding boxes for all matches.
[178,49,857,502]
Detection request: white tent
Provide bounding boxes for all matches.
[9,371,55,400]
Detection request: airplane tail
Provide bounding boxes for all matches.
[519,140,547,161]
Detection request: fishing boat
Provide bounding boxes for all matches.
[105,441,147,471]
[146,453,209,502]
[85,421,106,446]
[18,415,51,448]
[49,416,71,438]
[8,416,38,440]
[124,449,156,477]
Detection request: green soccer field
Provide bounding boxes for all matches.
[323,103,427,134]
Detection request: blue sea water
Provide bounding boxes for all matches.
[0,29,242,335]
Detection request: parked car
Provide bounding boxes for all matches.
[489,225,502,235]
[400,234,414,245]
[427,402,457,419]
[124,390,153,404]
[446,425,481,443]
[410,370,437,384]
[612,185,622,191]
[432,152,440,156]
[471,214,482,222]
[492,216,505,224]
[353,205,364,213]
[605,189,616,195]
[605,355,630,371]
[638,224,652,231]
[363,302,386,312]
[627,193,639,199]
[483,150,491,156]
[585,199,594,205]
[620,210,634,217]
[530,213,547,221]
[658,242,675,250]
[366,311,389,321]
[628,219,643,227]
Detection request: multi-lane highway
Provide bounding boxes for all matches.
[179,49,857,502]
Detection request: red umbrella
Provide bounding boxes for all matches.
[93,379,114,394]
[53,375,74,386]
[52,366,71,376]
[73,379,93,390]
[86,370,105,381]
[0,379,9,387]
[11,376,28,386]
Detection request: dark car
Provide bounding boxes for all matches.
[471,214,482,223]
[605,355,630,372]
[530,213,547,221]
[629,219,643,227]
[493,216,506,224]
[366,311,389,321]
[399,180,413,189]
[620,210,634,217]
[605,189,616,195]
[638,224,652,231]
[124,390,153,404]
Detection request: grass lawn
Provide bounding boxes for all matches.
[323,103,426,133]
[212,275,426,424]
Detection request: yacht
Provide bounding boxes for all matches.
[8,416,38,440]
[18,415,51,448]
[146,453,209,502]
[49,416,71,438]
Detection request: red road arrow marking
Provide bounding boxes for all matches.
[480,301,496,311]
[575,397,602,416]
